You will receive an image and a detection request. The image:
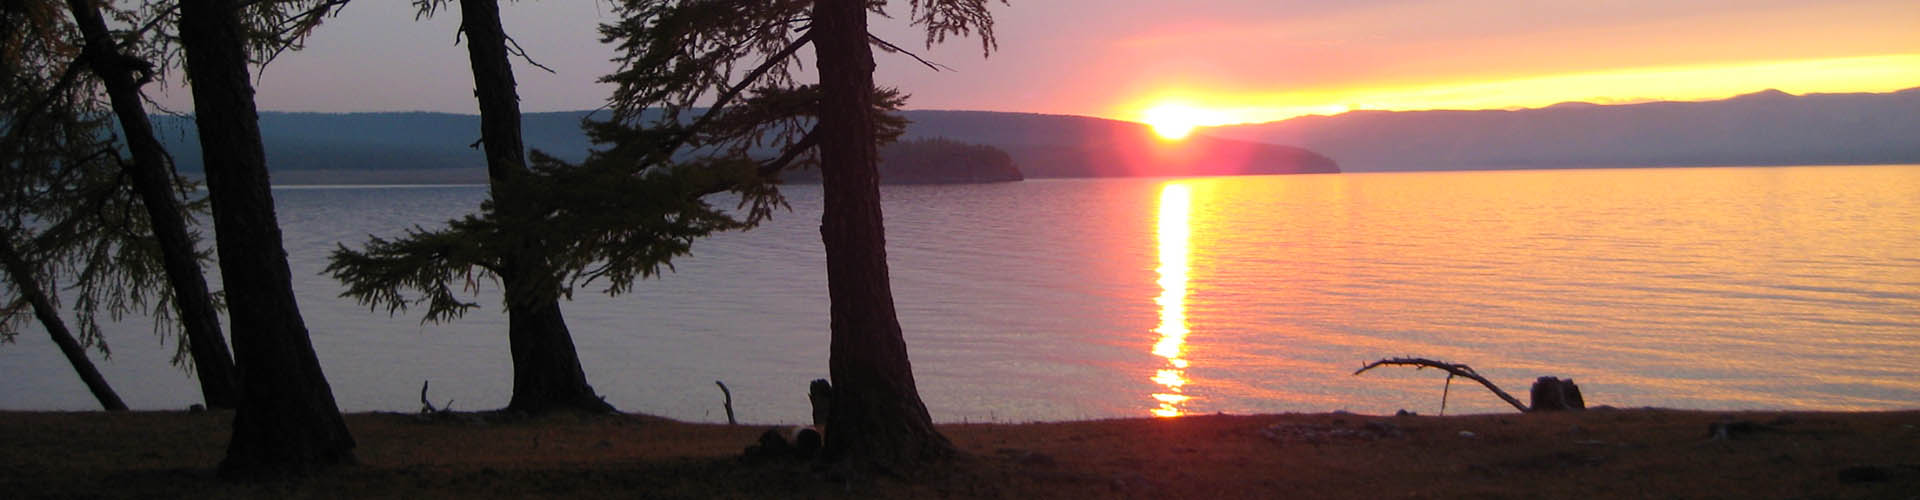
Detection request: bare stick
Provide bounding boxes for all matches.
[420,380,435,413]
[1355,357,1529,413]
[418,380,453,414]
[715,380,737,425]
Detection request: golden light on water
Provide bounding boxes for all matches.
[1150,183,1193,417]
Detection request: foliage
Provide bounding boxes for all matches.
[104,0,348,82]
[900,0,1002,55]
[0,0,215,364]
[326,1,1003,329]
[326,153,764,321]
[327,0,915,322]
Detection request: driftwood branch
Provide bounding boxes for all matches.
[418,380,453,414]
[1355,357,1529,413]
[715,380,737,425]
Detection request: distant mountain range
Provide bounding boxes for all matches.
[150,87,1916,183]
[1208,87,1920,172]
[151,110,1339,184]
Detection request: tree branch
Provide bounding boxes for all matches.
[756,126,818,177]
[869,34,950,72]
[502,32,555,74]
[649,31,813,165]
[715,380,736,425]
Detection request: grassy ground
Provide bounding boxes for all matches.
[1,408,1915,498]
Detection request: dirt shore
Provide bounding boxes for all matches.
[1,408,1914,498]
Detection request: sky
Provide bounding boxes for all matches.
[150,0,1920,126]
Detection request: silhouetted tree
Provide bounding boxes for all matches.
[3,0,249,412]
[0,2,128,410]
[420,0,624,413]
[812,0,992,469]
[328,0,798,413]
[0,235,129,412]
[62,0,241,409]
[594,0,1002,470]
[446,0,614,414]
[175,0,355,476]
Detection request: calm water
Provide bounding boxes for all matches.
[3,165,1917,422]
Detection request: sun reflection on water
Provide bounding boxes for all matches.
[1151,183,1193,417]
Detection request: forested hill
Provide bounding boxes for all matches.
[783,138,1025,184]
[151,111,600,183]
[1208,87,1920,172]
[150,110,1338,184]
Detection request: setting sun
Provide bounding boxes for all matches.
[1142,103,1222,140]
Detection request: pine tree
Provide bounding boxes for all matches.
[592,0,1002,470]
[1,1,130,410]
[2,0,244,412]
[326,0,802,414]
[63,0,241,409]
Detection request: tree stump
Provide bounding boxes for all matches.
[1529,377,1586,411]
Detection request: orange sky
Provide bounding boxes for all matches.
[206,1,1920,126]
[869,0,1920,124]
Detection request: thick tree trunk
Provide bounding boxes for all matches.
[176,0,354,476]
[457,0,608,414]
[811,0,954,469]
[65,0,240,410]
[503,289,611,412]
[0,233,128,412]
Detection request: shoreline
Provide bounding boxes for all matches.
[3,408,1914,498]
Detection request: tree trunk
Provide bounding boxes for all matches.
[176,0,354,476]
[503,289,611,412]
[0,232,128,412]
[456,0,608,414]
[65,0,240,410]
[811,0,954,469]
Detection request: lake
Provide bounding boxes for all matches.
[3,165,1917,422]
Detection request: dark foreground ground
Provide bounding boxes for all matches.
[1,408,1915,499]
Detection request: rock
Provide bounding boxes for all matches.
[1529,377,1586,411]
[187,404,206,413]
[792,427,822,460]
[1458,430,1478,439]
[741,428,793,460]
[1395,409,1418,417]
